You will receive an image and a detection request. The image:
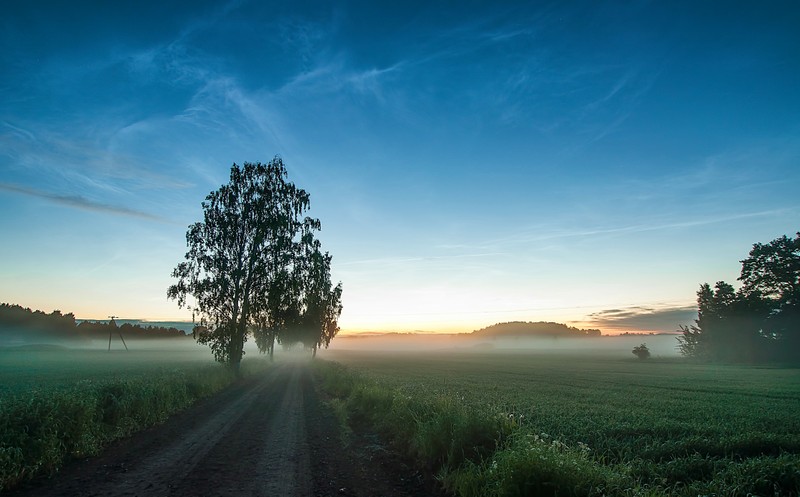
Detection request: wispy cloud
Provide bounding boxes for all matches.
[1,120,194,193]
[388,7,661,135]
[587,304,696,332]
[1,121,36,141]
[457,208,795,253]
[560,67,662,149]
[0,182,167,222]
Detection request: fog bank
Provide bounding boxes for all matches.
[325,332,681,358]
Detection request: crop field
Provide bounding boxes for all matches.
[316,350,800,496]
[0,346,269,491]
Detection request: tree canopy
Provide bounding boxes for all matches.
[168,158,342,368]
[678,232,799,363]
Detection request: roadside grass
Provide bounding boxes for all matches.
[313,351,800,496]
[0,347,270,492]
[325,397,354,447]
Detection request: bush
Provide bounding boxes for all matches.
[448,432,629,497]
[632,343,651,360]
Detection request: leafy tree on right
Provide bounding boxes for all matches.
[678,232,800,363]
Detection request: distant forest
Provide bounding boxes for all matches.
[473,321,602,338]
[0,303,189,343]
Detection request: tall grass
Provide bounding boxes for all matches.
[313,353,800,497]
[0,353,269,491]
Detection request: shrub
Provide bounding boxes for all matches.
[632,343,651,360]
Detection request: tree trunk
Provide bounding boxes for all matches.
[230,357,241,375]
[229,321,245,377]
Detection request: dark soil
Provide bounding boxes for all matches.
[6,362,445,497]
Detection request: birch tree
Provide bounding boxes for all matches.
[168,158,333,370]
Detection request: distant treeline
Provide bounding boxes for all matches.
[0,303,190,342]
[473,321,602,338]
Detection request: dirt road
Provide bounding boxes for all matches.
[9,361,438,497]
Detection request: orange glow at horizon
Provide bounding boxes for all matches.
[9,287,692,337]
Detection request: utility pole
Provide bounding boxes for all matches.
[107,315,129,351]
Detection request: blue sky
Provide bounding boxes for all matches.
[2,1,798,333]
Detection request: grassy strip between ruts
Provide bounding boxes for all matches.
[313,358,800,497]
[0,358,270,492]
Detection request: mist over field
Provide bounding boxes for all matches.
[1,314,680,359]
[0,331,293,358]
[7,332,227,352]
[324,332,681,358]
[2,307,680,359]
[1,331,681,361]
[82,320,196,334]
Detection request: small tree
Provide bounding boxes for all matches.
[632,343,650,360]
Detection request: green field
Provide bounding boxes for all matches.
[316,350,800,496]
[0,346,211,392]
[0,345,269,491]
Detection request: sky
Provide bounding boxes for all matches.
[1,1,799,334]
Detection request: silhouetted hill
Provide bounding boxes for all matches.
[472,321,601,338]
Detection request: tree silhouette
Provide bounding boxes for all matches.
[292,228,343,356]
[168,158,341,370]
[250,220,343,359]
[678,232,799,363]
[739,232,800,356]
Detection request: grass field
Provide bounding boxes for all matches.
[0,345,270,491]
[316,349,800,496]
